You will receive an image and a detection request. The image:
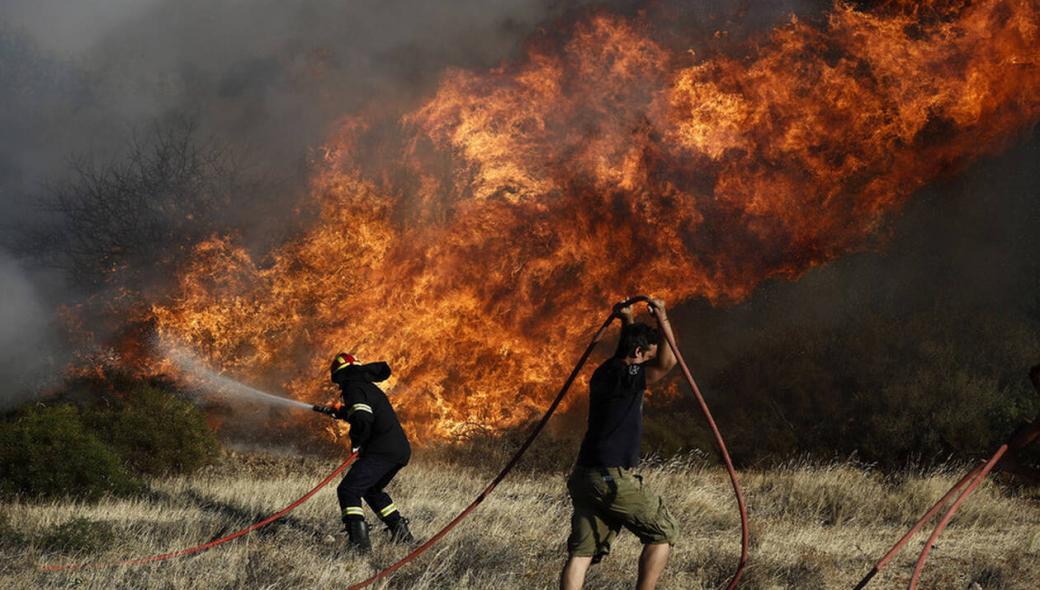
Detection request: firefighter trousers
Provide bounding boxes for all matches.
[337,456,404,524]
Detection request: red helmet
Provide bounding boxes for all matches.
[330,352,361,381]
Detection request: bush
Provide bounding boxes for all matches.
[81,383,220,476]
[0,405,141,501]
[0,378,220,501]
[37,517,115,553]
[699,305,1040,468]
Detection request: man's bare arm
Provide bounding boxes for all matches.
[645,298,677,384]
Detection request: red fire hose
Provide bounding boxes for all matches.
[853,446,1007,590]
[906,444,1008,589]
[855,376,1040,589]
[647,296,750,590]
[41,451,358,571]
[346,295,749,590]
[851,462,985,590]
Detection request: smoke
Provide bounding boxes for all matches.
[0,251,64,407]
[677,127,1040,378]
[0,0,161,55]
[0,0,810,235]
[0,1,594,230]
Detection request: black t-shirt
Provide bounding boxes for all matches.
[576,357,646,469]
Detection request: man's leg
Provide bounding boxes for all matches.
[560,555,593,590]
[599,470,678,588]
[563,468,617,590]
[337,468,368,523]
[362,464,413,542]
[337,458,386,552]
[636,543,671,590]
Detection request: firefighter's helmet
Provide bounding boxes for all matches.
[330,352,361,381]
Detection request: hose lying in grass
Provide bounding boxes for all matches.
[856,370,1040,590]
[41,451,358,571]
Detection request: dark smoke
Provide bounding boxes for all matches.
[676,127,1040,378]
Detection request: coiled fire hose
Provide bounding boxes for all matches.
[346,295,749,590]
[42,451,358,571]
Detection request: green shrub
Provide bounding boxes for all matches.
[1,377,219,501]
[37,517,115,553]
[82,383,220,476]
[0,405,141,501]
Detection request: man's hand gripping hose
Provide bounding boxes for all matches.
[313,402,344,417]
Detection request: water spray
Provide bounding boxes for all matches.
[158,339,338,418]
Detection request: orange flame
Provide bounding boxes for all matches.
[153,0,1040,441]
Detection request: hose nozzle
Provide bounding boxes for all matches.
[313,403,341,417]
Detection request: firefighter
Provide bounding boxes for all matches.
[330,352,413,552]
[559,298,679,590]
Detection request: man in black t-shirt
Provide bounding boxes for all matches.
[560,298,679,590]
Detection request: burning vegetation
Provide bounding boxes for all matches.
[149,0,1040,442]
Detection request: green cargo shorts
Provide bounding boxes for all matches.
[566,466,678,561]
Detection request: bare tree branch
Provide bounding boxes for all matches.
[17,116,261,292]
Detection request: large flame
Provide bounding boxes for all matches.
[153,0,1040,441]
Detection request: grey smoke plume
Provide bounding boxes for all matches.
[1,0,604,233]
[0,251,63,406]
[0,0,808,235]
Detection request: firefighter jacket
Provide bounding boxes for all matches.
[333,362,411,465]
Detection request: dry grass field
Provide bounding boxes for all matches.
[2,451,1039,590]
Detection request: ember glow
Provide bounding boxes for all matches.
[152,0,1040,441]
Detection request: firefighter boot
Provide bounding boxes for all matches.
[346,519,371,553]
[386,517,414,544]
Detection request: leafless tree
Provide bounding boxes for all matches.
[19,116,257,291]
